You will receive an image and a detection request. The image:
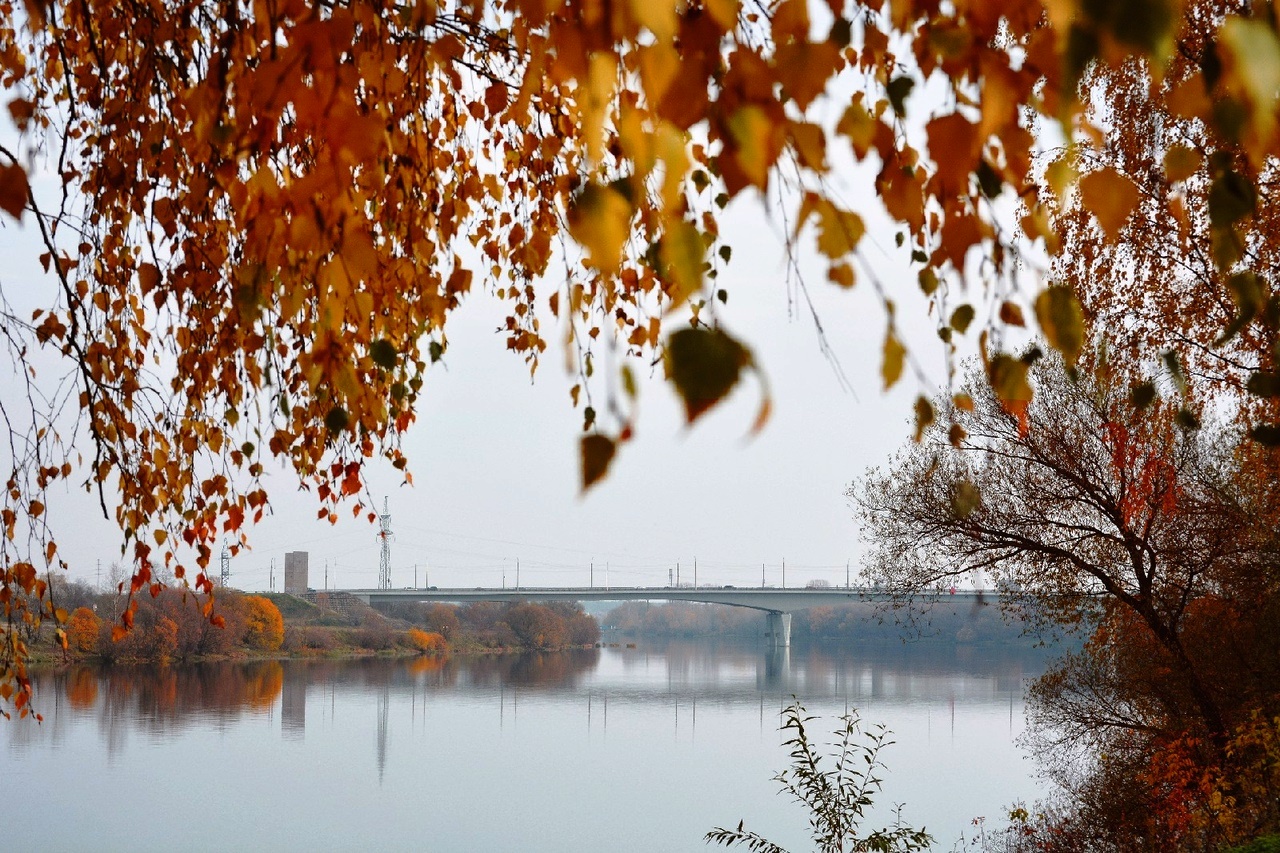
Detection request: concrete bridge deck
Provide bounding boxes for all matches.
[341,586,994,647]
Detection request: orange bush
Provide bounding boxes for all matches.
[406,628,447,654]
[242,596,284,651]
[67,607,101,655]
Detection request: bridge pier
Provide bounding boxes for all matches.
[765,611,792,648]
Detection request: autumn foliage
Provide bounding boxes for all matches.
[242,596,285,652]
[0,0,1277,762]
[405,628,447,654]
[66,607,100,655]
[0,0,1226,714]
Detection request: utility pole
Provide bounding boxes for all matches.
[516,558,520,590]
[325,560,329,591]
[677,562,681,587]
[96,559,101,591]
[269,558,274,592]
[377,496,393,590]
[414,564,418,589]
[782,558,786,589]
[694,557,697,589]
[219,543,231,588]
[846,560,850,590]
[590,561,594,589]
[762,563,765,588]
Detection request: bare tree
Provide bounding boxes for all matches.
[851,354,1278,748]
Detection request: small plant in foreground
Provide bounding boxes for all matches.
[706,700,932,853]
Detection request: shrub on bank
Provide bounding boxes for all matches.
[242,596,285,651]
[67,607,100,655]
[406,628,447,654]
[283,626,337,653]
[350,624,397,651]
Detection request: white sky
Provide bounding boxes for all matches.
[4,189,962,593]
[1,69,1047,595]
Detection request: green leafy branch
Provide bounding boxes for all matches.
[706,700,933,853]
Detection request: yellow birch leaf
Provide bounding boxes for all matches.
[1163,144,1201,183]
[728,106,777,189]
[1034,286,1085,367]
[138,263,161,294]
[660,219,705,308]
[581,434,617,491]
[788,121,827,172]
[836,98,876,158]
[628,0,677,42]
[666,327,751,423]
[568,183,632,272]
[0,162,29,221]
[639,43,680,108]
[1044,156,1077,202]
[827,263,855,288]
[705,0,740,31]
[914,396,935,441]
[815,200,864,259]
[771,0,809,43]
[655,122,690,212]
[988,354,1033,403]
[774,41,841,110]
[1219,17,1280,149]
[1078,166,1139,241]
[584,53,619,164]
[882,330,905,390]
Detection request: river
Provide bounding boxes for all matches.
[3,640,1050,852]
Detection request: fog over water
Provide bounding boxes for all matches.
[5,640,1051,852]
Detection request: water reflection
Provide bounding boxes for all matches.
[17,640,1047,756]
[7,641,1053,852]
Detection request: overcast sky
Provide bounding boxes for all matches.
[3,123,1035,595]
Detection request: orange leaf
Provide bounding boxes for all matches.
[1078,166,1139,241]
[0,162,29,221]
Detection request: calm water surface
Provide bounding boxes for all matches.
[4,640,1049,852]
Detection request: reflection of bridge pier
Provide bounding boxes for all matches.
[761,644,791,688]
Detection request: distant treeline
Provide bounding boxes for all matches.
[24,577,601,662]
[377,600,600,651]
[605,599,1033,645]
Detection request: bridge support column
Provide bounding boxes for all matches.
[765,611,792,648]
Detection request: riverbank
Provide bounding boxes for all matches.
[24,586,603,666]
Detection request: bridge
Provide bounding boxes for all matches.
[342,586,993,647]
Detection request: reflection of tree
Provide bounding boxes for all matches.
[26,661,290,752]
[64,667,98,710]
[461,649,600,689]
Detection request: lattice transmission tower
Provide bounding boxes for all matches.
[219,543,231,588]
[378,496,393,590]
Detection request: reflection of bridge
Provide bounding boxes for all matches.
[343,586,994,647]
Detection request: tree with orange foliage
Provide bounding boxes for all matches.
[856,352,1280,847]
[242,597,284,652]
[66,607,100,656]
[2,0,1280,718]
[405,628,447,654]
